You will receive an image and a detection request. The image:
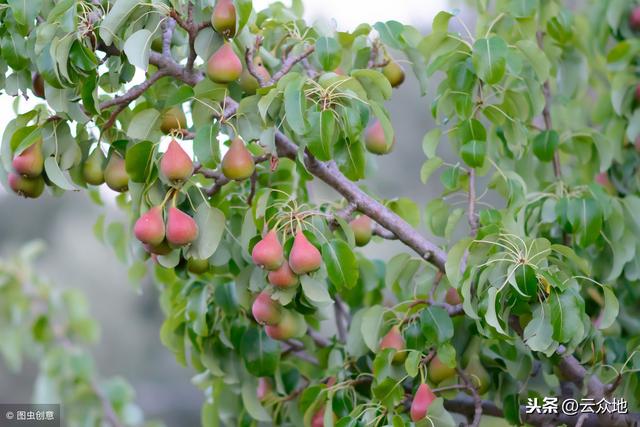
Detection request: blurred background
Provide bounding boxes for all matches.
[0,0,467,425]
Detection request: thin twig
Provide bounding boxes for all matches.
[268,45,316,86]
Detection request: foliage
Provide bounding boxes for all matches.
[1,0,640,426]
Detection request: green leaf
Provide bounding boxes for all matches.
[472,36,508,85]
[516,40,550,82]
[346,309,368,357]
[457,119,486,144]
[550,290,585,344]
[241,382,271,422]
[123,29,154,70]
[387,198,420,228]
[283,73,307,135]
[127,109,160,140]
[446,238,471,288]
[306,110,335,161]
[315,37,341,71]
[125,141,153,183]
[8,0,43,27]
[361,305,384,352]
[598,286,619,330]
[322,239,359,290]
[404,350,421,378]
[44,157,76,190]
[532,130,559,162]
[300,275,333,305]
[186,285,210,336]
[190,204,225,260]
[420,157,443,184]
[99,0,143,46]
[351,69,393,101]
[240,327,279,377]
[422,128,442,158]
[485,287,508,335]
[420,306,453,345]
[460,140,486,168]
[194,123,221,169]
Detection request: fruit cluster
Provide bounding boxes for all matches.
[250,229,322,340]
[8,140,45,198]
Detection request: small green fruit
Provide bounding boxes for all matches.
[83,148,106,185]
[427,355,456,384]
[349,215,373,246]
[160,107,188,134]
[382,61,405,88]
[187,258,210,274]
[104,153,129,192]
[8,173,45,198]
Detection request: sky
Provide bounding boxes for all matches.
[0,0,448,198]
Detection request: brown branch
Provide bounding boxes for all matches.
[536,31,561,179]
[246,36,268,87]
[334,301,347,343]
[268,45,316,86]
[456,368,482,427]
[468,168,479,235]
[247,172,257,206]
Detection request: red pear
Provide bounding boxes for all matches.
[445,288,462,305]
[252,230,284,270]
[288,230,322,275]
[256,377,272,401]
[630,6,640,31]
[207,42,242,84]
[311,407,326,427]
[252,291,282,325]
[410,383,437,422]
[166,207,199,246]
[134,206,165,246]
[221,138,255,180]
[349,215,373,246]
[212,0,237,38]
[380,326,406,363]
[8,173,44,198]
[365,120,395,155]
[12,140,44,178]
[161,139,193,182]
[268,262,299,288]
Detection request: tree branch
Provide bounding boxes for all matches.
[246,36,268,87]
[267,46,316,86]
[536,31,561,179]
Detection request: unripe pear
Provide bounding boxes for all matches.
[630,6,640,31]
[252,230,284,270]
[252,291,282,325]
[383,61,405,88]
[8,173,45,198]
[104,153,129,192]
[221,138,255,180]
[380,326,406,363]
[83,147,106,185]
[256,377,272,401]
[427,356,456,384]
[160,107,188,134]
[211,0,237,38]
[207,43,242,84]
[166,207,199,246]
[144,240,172,256]
[188,258,210,274]
[134,206,165,246]
[12,140,44,178]
[32,73,45,98]
[465,356,490,394]
[268,262,299,288]
[445,288,462,305]
[410,383,436,422]
[595,172,615,195]
[265,310,306,340]
[349,215,373,246]
[160,139,193,182]
[365,120,395,155]
[288,230,322,275]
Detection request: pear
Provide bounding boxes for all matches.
[379,325,406,363]
[410,383,436,422]
[83,147,106,185]
[365,120,395,155]
[160,139,193,182]
[256,377,272,401]
[166,207,199,246]
[427,355,456,384]
[32,73,45,98]
[160,107,188,134]
[207,42,242,84]
[288,230,322,275]
[187,258,210,274]
[12,140,44,178]
[221,138,255,180]
[382,61,405,88]
[465,356,490,394]
[252,230,284,270]
[268,262,299,288]
[264,310,306,340]
[595,172,616,195]
[630,6,640,31]
[104,153,129,192]
[211,0,237,38]
[349,215,373,246]
[239,56,271,94]
[311,407,326,427]
[445,288,462,305]
[134,206,165,246]
[252,291,282,325]
[8,173,45,198]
